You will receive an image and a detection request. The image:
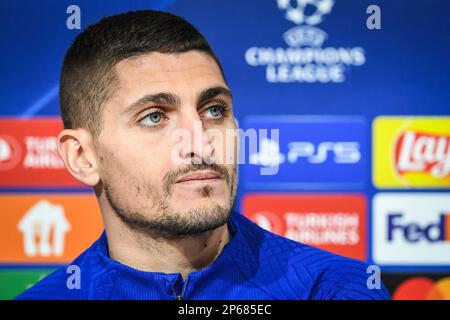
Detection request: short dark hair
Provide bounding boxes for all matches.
[60,10,225,138]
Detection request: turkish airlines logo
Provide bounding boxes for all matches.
[243,193,367,260]
[0,118,84,187]
[0,134,64,170]
[284,211,361,245]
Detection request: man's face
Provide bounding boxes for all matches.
[95,51,239,240]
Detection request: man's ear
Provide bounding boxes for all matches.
[57,128,100,186]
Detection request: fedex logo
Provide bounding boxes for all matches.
[373,193,450,266]
[387,213,450,243]
[243,116,367,187]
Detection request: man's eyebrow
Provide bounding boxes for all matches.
[197,86,233,104]
[121,92,180,115]
[121,86,232,116]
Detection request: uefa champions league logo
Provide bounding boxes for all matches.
[277,0,334,26]
[244,0,366,83]
[277,0,334,48]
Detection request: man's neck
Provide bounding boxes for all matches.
[104,216,231,280]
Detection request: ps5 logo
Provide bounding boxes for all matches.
[288,141,360,164]
[250,138,360,167]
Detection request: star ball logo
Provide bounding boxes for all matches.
[245,0,366,83]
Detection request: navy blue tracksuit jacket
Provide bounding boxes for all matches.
[16,210,390,300]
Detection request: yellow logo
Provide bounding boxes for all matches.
[373,116,450,188]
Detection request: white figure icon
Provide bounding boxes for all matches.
[18,200,71,257]
[250,138,285,167]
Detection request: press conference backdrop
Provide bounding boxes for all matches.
[1,0,449,300]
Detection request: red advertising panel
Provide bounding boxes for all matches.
[242,193,367,261]
[0,118,85,187]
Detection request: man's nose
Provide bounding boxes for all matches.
[174,111,215,164]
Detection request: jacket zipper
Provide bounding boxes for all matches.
[175,276,189,300]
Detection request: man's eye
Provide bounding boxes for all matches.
[139,111,165,127]
[204,105,225,119]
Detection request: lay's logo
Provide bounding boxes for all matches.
[395,130,450,178]
[373,117,450,188]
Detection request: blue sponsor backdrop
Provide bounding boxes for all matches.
[1,0,450,289]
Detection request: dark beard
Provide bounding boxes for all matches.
[106,188,233,241]
[103,165,237,241]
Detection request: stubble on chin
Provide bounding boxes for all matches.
[102,165,237,241]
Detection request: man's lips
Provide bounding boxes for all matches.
[175,170,222,183]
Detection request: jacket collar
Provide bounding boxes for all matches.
[91,209,260,299]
